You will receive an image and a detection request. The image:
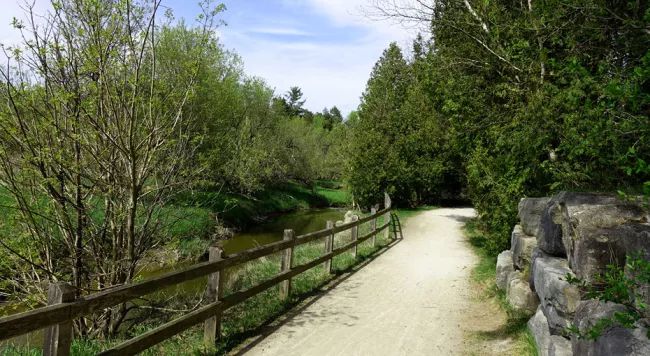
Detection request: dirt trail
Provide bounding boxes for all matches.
[235,208,479,356]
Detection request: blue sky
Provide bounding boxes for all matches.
[1,0,414,115]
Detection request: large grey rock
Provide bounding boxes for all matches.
[572,300,650,356]
[537,198,566,256]
[519,197,551,236]
[533,257,581,335]
[529,306,552,356]
[507,270,523,291]
[530,247,551,291]
[542,303,573,336]
[567,223,650,282]
[555,192,649,282]
[549,335,573,356]
[507,274,540,314]
[511,224,538,270]
[497,250,515,291]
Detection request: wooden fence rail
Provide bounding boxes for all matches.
[0,194,393,356]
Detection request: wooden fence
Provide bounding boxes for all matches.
[0,194,393,356]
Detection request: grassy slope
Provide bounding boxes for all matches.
[168,181,349,231]
[463,218,537,355]
[165,181,350,258]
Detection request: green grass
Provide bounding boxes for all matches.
[391,205,436,222]
[463,218,537,356]
[311,180,344,189]
[172,181,350,228]
[1,207,422,356]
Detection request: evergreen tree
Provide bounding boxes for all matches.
[284,86,306,117]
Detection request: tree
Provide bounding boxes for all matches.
[346,110,360,126]
[330,106,343,125]
[322,107,333,130]
[0,0,224,335]
[283,86,306,117]
[353,0,650,253]
[347,43,412,206]
[302,109,314,124]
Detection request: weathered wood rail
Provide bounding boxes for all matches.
[0,194,393,356]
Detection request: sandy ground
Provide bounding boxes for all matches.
[232,208,482,356]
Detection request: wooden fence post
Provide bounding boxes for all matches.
[279,229,295,300]
[323,221,334,273]
[43,282,74,356]
[351,215,359,258]
[370,207,377,247]
[384,193,392,240]
[204,246,225,348]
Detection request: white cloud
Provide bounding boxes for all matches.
[302,0,416,38]
[249,27,312,36]
[229,0,415,115]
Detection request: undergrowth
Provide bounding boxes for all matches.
[463,218,537,356]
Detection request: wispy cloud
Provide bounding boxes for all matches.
[220,0,414,115]
[249,27,312,36]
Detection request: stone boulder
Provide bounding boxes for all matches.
[507,270,523,290]
[549,335,573,356]
[554,192,649,282]
[530,247,550,291]
[507,274,540,314]
[537,198,566,256]
[497,250,515,291]
[519,197,551,236]
[533,257,580,335]
[567,223,650,282]
[572,300,650,356]
[529,306,552,356]
[511,224,538,270]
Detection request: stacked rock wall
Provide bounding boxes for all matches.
[496,192,650,356]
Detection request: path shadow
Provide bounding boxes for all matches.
[446,214,473,223]
[230,238,403,355]
[391,214,404,240]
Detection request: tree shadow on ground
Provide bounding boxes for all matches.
[446,214,473,223]
[221,238,403,355]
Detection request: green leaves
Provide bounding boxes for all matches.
[564,252,650,340]
[346,42,463,208]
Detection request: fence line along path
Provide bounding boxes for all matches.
[0,194,393,356]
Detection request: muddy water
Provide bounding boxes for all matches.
[218,208,346,255]
[1,208,346,350]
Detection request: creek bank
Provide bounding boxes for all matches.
[497,192,650,356]
[144,182,350,267]
[142,207,349,273]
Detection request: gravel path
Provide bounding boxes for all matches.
[235,208,478,356]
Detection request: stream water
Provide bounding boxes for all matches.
[218,208,346,255]
[1,208,347,350]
